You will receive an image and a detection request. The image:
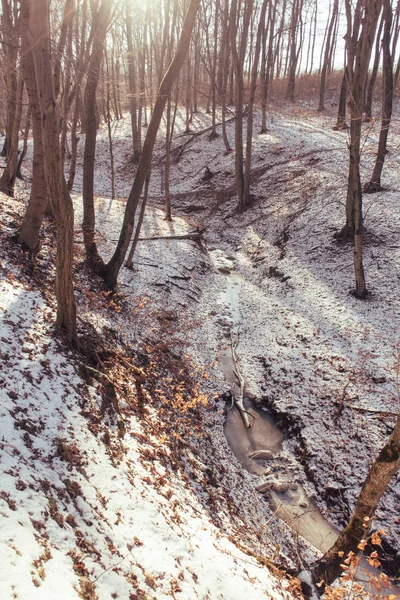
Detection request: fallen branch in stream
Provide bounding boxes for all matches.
[230,325,251,429]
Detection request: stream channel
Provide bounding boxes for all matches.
[210,249,397,596]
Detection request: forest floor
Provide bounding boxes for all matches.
[1,99,400,599]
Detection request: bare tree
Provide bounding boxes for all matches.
[27,0,78,344]
[318,0,339,111]
[82,0,113,267]
[364,0,393,193]
[103,0,201,291]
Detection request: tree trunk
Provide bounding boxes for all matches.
[364,13,384,120]
[126,0,141,162]
[82,0,112,268]
[16,107,31,180]
[103,0,200,291]
[318,0,339,111]
[312,410,400,590]
[28,0,78,345]
[18,9,48,253]
[364,0,393,193]
[0,73,24,196]
[243,0,268,206]
[230,0,252,213]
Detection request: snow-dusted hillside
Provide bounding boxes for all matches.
[1,100,400,599]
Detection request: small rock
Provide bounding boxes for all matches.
[218,267,231,274]
[372,375,386,383]
[299,501,308,508]
[272,482,290,493]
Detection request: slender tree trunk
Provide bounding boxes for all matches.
[125,174,150,269]
[106,57,115,200]
[243,0,268,206]
[364,0,393,193]
[346,0,382,295]
[82,0,112,267]
[0,73,24,196]
[16,107,31,180]
[230,0,252,212]
[318,0,339,111]
[126,0,141,162]
[103,0,200,291]
[365,13,384,119]
[67,92,81,191]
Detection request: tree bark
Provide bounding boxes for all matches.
[318,0,338,112]
[18,6,48,252]
[364,0,393,193]
[82,0,112,267]
[28,0,78,345]
[312,410,400,589]
[0,73,24,196]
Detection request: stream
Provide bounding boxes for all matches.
[210,249,397,596]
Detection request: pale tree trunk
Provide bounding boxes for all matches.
[27,0,78,344]
[312,409,400,590]
[364,0,393,193]
[103,0,200,291]
[82,0,112,267]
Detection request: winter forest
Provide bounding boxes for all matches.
[1,0,400,598]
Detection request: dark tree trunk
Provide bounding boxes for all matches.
[82,0,112,268]
[318,0,339,111]
[18,9,48,253]
[364,0,393,193]
[28,0,78,345]
[364,13,384,120]
[312,410,400,590]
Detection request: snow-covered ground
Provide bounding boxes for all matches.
[1,96,400,599]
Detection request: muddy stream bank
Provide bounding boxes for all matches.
[210,249,397,595]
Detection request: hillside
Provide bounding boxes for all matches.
[1,103,400,599]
